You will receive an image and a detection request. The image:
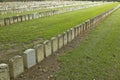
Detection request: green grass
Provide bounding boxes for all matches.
[0,4,89,19]
[55,6,120,80]
[0,3,119,51]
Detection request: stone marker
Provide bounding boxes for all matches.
[70,28,75,40]
[51,37,58,53]
[10,17,14,24]
[43,40,52,57]
[13,16,18,23]
[0,19,4,26]
[0,63,10,80]
[76,26,80,36]
[23,49,36,69]
[9,55,24,79]
[63,32,68,46]
[4,18,10,26]
[22,15,25,21]
[58,34,64,49]
[34,44,44,63]
[67,30,72,43]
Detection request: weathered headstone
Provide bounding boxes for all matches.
[0,63,10,80]
[67,30,72,42]
[43,40,52,57]
[9,55,24,79]
[4,18,10,26]
[23,49,36,69]
[26,15,29,20]
[70,28,75,40]
[34,44,44,63]
[63,32,68,46]
[9,17,14,24]
[13,16,18,23]
[51,37,58,53]
[58,34,64,49]
[22,15,26,21]
[0,19,4,27]
[17,16,21,22]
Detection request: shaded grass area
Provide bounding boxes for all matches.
[0,3,118,51]
[55,7,120,80]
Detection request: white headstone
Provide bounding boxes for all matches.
[0,63,10,80]
[23,49,36,69]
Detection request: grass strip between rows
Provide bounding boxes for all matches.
[55,5,120,80]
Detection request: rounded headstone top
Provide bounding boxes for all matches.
[24,49,35,54]
[0,63,8,69]
[9,55,22,62]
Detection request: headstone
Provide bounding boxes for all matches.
[25,15,29,20]
[70,28,75,40]
[83,23,85,32]
[34,44,44,63]
[0,63,10,80]
[9,55,24,79]
[22,15,26,21]
[23,49,36,69]
[58,34,64,49]
[63,32,68,46]
[10,17,14,24]
[87,20,90,29]
[51,37,58,53]
[43,40,52,57]
[67,30,72,42]
[13,16,18,23]
[0,19,4,27]
[4,18,10,26]
[17,16,21,22]
[76,26,80,36]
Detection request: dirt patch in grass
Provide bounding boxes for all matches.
[13,27,94,80]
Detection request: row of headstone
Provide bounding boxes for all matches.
[0,5,119,80]
[0,3,103,27]
[0,1,95,15]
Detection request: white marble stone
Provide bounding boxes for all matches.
[23,49,36,69]
[0,63,10,80]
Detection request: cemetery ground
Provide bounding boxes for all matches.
[14,4,120,80]
[0,3,90,19]
[0,3,118,63]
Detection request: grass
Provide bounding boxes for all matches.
[0,4,90,19]
[55,6,120,80]
[0,3,118,51]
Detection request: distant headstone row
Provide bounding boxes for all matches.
[0,2,105,27]
[0,5,119,80]
[0,1,95,15]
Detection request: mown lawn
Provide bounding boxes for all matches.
[0,3,118,51]
[55,6,120,80]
